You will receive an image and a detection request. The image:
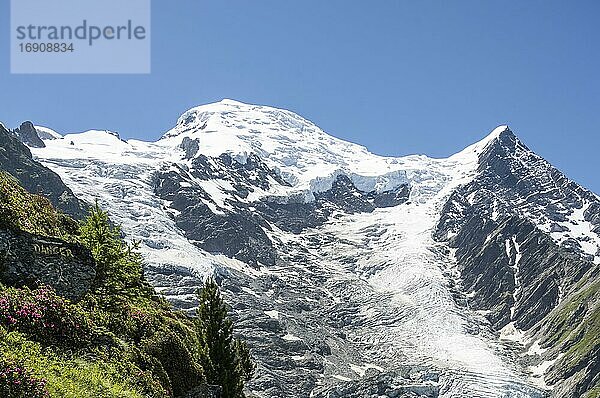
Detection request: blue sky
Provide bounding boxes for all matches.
[1,1,599,193]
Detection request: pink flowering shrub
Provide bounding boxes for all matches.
[0,358,49,398]
[85,298,159,343]
[126,306,155,341]
[0,286,94,348]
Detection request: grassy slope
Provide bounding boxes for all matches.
[538,272,600,397]
[0,328,144,398]
[0,172,78,240]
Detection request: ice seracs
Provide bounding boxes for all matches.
[159,99,416,200]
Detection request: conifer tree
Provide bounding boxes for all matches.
[79,202,151,303]
[195,278,251,398]
[234,339,255,382]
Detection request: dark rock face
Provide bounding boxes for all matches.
[313,175,409,215]
[180,137,200,160]
[189,152,289,194]
[253,200,328,234]
[256,176,409,234]
[153,165,277,267]
[435,128,598,331]
[0,229,96,301]
[0,124,88,219]
[314,175,375,214]
[436,193,592,331]
[185,209,276,267]
[154,156,410,267]
[585,202,600,229]
[368,184,410,208]
[11,121,45,148]
[435,128,600,397]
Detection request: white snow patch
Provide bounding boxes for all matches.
[499,322,525,342]
[350,364,366,377]
[541,201,600,264]
[509,236,522,319]
[350,363,385,377]
[526,340,549,356]
[35,125,62,140]
[528,354,564,389]
[196,179,234,212]
[264,310,279,319]
[282,333,301,341]
[240,287,259,298]
[332,375,352,382]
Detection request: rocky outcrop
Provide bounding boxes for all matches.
[474,129,598,226]
[436,128,598,330]
[0,229,96,301]
[11,121,45,148]
[367,184,410,208]
[189,152,289,194]
[0,124,88,219]
[153,165,277,267]
[311,368,440,398]
[256,176,409,234]
[314,175,376,214]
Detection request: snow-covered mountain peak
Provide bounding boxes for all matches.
[487,124,512,140]
[157,101,513,200]
[165,99,321,139]
[449,125,511,160]
[26,101,526,206]
[64,129,122,143]
[481,124,516,149]
[159,100,413,195]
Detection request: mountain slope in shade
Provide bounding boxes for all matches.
[0,123,87,219]
[7,100,598,398]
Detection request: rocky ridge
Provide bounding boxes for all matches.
[0,123,87,219]
[435,129,600,396]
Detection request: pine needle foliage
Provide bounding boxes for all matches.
[195,279,254,398]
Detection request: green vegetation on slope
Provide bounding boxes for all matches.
[0,172,78,240]
[0,328,146,398]
[0,172,254,397]
[540,275,600,397]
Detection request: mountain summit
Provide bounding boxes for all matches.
[11,100,599,397]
